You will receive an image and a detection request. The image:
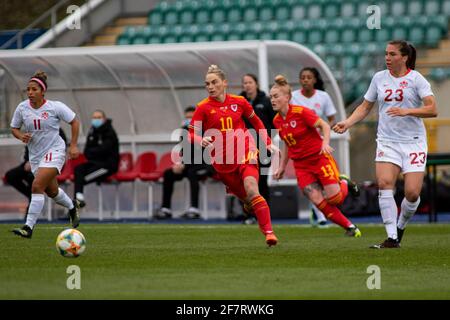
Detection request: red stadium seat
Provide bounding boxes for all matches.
[57,154,87,183]
[137,151,177,219]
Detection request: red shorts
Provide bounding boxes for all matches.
[293,153,340,190]
[216,164,259,200]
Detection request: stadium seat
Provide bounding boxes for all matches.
[148,10,164,26]
[391,27,408,42]
[340,28,356,43]
[407,0,424,16]
[357,28,373,43]
[323,0,340,18]
[164,10,178,25]
[195,9,210,24]
[179,10,194,25]
[211,9,227,24]
[139,152,175,219]
[307,2,323,19]
[242,7,258,22]
[259,6,273,21]
[116,35,131,45]
[291,4,306,20]
[324,29,340,44]
[340,2,356,17]
[425,26,443,47]
[424,0,441,15]
[390,1,407,16]
[274,5,290,20]
[96,152,135,220]
[291,30,307,44]
[227,7,241,23]
[57,154,87,184]
[409,27,425,46]
[374,27,391,43]
[443,0,450,15]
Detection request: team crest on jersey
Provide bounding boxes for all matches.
[399,80,408,89]
[377,150,384,158]
[231,104,238,112]
[41,111,49,120]
[314,103,321,109]
[290,120,297,128]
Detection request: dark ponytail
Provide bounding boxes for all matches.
[389,40,416,70]
[299,67,325,91]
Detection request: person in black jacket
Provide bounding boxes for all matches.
[4,129,67,216]
[239,74,276,224]
[73,110,119,208]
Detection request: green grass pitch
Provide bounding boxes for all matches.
[1,223,449,299]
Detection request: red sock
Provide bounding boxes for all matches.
[317,200,352,229]
[250,195,274,235]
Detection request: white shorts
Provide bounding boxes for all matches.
[31,148,66,176]
[375,140,428,173]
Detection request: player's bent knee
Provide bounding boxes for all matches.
[405,191,420,203]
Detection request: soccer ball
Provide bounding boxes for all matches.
[56,229,86,258]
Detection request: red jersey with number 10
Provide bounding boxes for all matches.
[189,94,271,173]
[273,104,323,160]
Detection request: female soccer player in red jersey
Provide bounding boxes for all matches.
[189,65,278,246]
[271,75,361,237]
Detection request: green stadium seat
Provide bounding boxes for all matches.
[324,29,340,43]
[164,10,178,25]
[357,28,373,43]
[430,68,447,82]
[179,10,194,25]
[259,6,273,21]
[357,1,388,17]
[178,34,194,43]
[391,27,408,41]
[211,9,227,23]
[408,0,424,16]
[148,10,164,26]
[324,55,338,70]
[409,27,425,46]
[425,0,440,15]
[326,43,344,56]
[374,27,391,43]
[390,1,407,16]
[307,3,323,19]
[211,34,226,42]
[443,0,450,16]
[322,0,340,18]
[342,55,357,71]
[148,35,162,44]
[291,4,306,20]
[227,7,241,23]
[274,31,290,40]
[116,35,130,45]
[243,7,258,22]
[433,15,449,32]
[425,26,443,47]
[291,30,307,44]
[307,29,323,45]
[195,9,210,24]
[275,5,291,20]
[340,2,356,17]
[162,34,178,43]
[340,28,356,43]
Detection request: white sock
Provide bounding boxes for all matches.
[397,197,420,230]
[53,188,74,209]
[378,189,398,240]
[25,193,45,229]
[312,204,327,222]
[76,192,85,202]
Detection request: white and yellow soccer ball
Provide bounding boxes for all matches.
[56,229,86,258]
